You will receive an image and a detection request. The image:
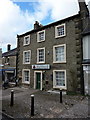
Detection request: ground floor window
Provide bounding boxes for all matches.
[53,70,66,89]
[22,69,30,84]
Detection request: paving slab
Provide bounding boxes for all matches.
[1,87,89,119]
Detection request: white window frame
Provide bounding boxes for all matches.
[37,47,45,63]
[53,70,67,89]
[22,69,30,84]
[53,44,66,63]
[55,23,66,38]
[23,50,31,64]
[23,35,30,46]
[37,30,45,42]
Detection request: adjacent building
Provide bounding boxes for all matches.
[0,48,2,84]
[0,48,2,69]
[2,45,17,82]
[82,17,90,95]
[17,0,90,94]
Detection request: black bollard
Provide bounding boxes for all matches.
[31,95,34,116]
[60,90,62,103]
[10,90,14,106]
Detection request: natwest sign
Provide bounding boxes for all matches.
[32,64,50,70]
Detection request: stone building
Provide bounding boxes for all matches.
[2,45,17,82]
[17,0,89,94]
[82,17,90,95]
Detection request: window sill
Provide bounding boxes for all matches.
[37,40,45,43]
[53,86,67,90]
[53,61,66,64]
[23,44,30,46]
[23,62,30,64]
[22,82,30,84]
[37,62,45,64]
[55,35,66,39]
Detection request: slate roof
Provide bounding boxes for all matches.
[2,48,17,57]
[17,14,80,37]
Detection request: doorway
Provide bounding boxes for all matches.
[34,71,42,90]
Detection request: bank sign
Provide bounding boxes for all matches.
[32,64,50,70]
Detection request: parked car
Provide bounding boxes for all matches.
[2,79,9,89]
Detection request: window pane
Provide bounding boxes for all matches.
[24,71,29,81]
[55,71,65,86]
[24,51,30,63]
[38,49,44,62]
[55,46,64,62]
[57,26,64,36]
[39,32,44,41]
[24,36,30,45]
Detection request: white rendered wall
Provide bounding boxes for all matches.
[83,35,90,59]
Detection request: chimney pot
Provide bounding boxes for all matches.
[40,24,43,27]
[7,44,11,52]
[34,21,40,30]
[78,0,89,17]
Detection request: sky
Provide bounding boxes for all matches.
[0,0,90,53]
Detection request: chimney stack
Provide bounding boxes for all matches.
[34,21,40,30]
[7,44,11,52]
[78,0,89,17]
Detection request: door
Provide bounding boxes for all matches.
[36,73,41,89]
[7,73,14,82]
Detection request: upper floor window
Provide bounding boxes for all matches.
[5,57,9,63]
[23,35,30,46]
[55,24,66,38]
[37,48,45,63]
[23,50,31,64]
[37,30,45,42]
[53,44,66,63]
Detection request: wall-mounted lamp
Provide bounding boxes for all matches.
[47,51,50,55]
[18,70,21,73]
[43,71,46,73]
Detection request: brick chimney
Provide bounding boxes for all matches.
[34,21,40,30]
[7,44,11,52]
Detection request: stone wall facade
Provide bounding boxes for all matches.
[2,48,17,81]
[17,14,83,93]
[17,1,89,94]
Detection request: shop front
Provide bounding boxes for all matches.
[2,68,16,82]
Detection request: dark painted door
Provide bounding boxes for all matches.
[7,73,14,82]
[36,73,41,89]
